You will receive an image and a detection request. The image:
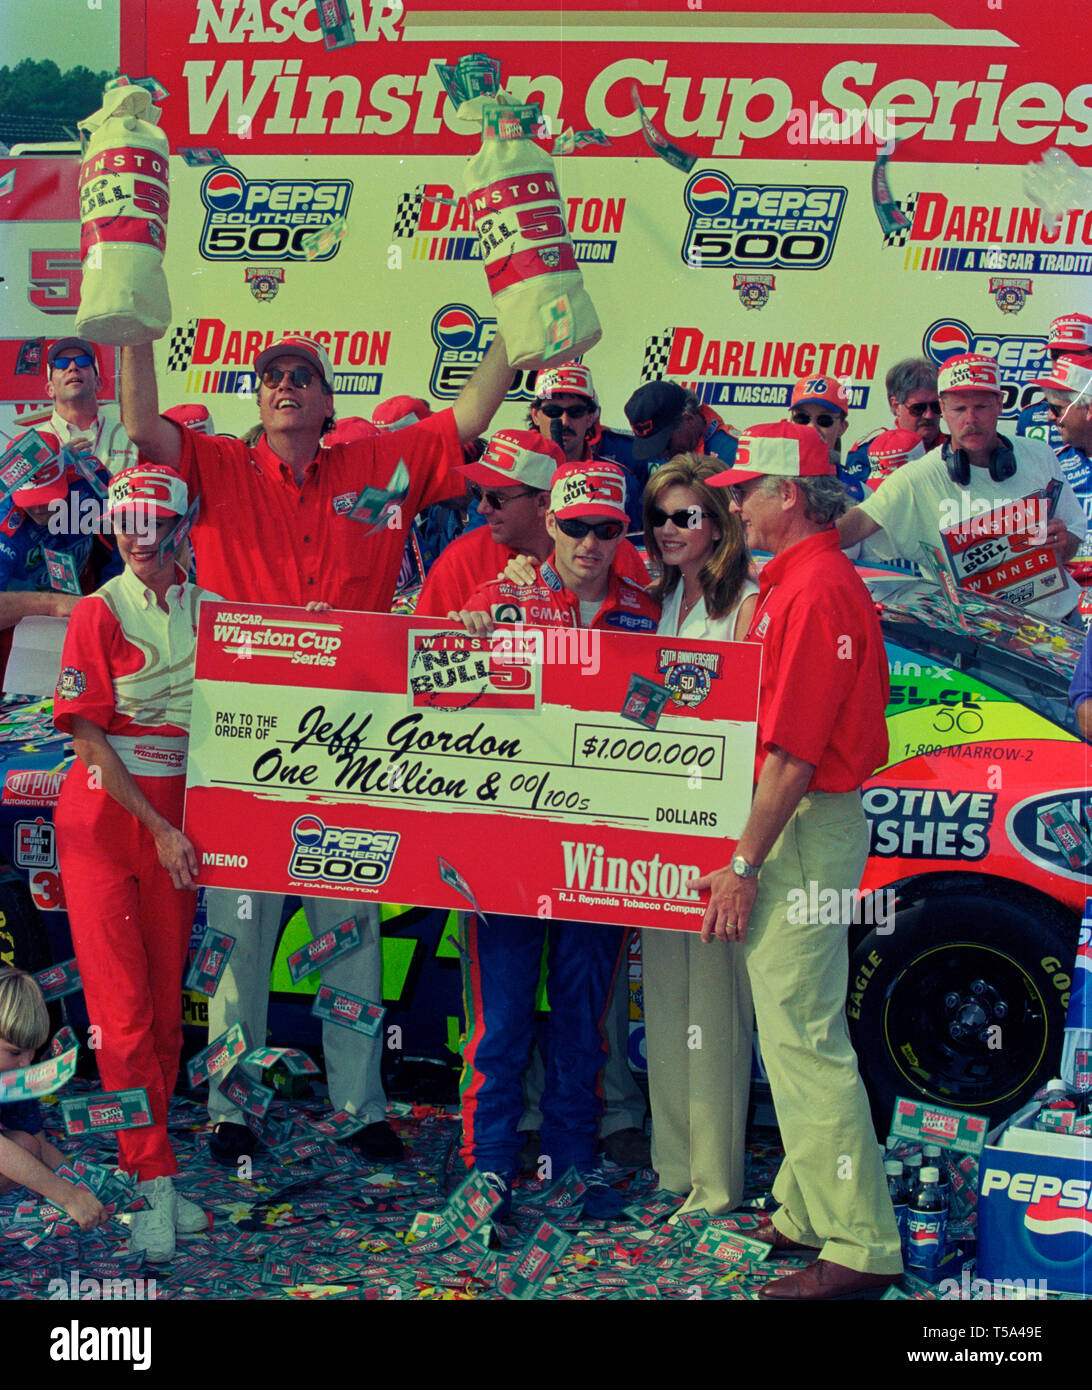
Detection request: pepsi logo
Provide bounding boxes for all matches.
[432,307,479,351]
[685,172,733,219]
[924,321,974,363]
[1024,1191,1092,1242]
[291,814,326,847]
[201,168,246,213]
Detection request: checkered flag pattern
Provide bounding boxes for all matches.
[882,193,918,247]
[391,186,424,239]
[167,319,198,373]
[641,330,675,383]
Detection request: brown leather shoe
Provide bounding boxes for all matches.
[758,1259,896,1301]
[751,1215,819,1255]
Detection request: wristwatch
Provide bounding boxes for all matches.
[731,853,761,879]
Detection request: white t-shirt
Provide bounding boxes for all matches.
[657,577,759,641]
[858,436,1086,620]
[50,403,137,476]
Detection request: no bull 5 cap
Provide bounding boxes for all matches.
[460,429,565,489]
[253,335,334,389]
[1030,353,1092,398]
[372,395,432,431]
[46,337,98,371]
[867,428,927,477]
[937,353,1002,395]
[708,421,835,487]
[105,464,188,521]
[549,461,629,520]
[11,433,68,507]
[534,362,598,406]
[624,380,689,461]
[1048,313,1092,350]
[790,376,851,415]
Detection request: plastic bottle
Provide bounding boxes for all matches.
[885,1159,909,1240]
[905,1165,948,1279]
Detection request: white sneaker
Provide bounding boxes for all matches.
[130,1177,177,1264]
[175,1192,209,1234]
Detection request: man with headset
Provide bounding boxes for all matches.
[837,353,1085,623]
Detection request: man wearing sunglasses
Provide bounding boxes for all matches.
[451,461,657,1217]
[121,329,516,1167]
[1028,354,1092,562]
[787,377,872,503]
[1016,312,1092,451]
[838,354,1086,622]
[843,359,944,488]
[41,337,138,478]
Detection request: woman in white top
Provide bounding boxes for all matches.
[641,453,758,1215]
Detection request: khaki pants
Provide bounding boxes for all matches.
[743,790,903,1276]
[642,925,753,1214]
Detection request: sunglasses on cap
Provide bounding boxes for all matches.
[791,410,840,429]
[556,516,624,541]
[52,353,95,370]
[537,402,595,419]
[261,365,319,390]
[649,506,715,529]
[904,399,942,417]
[470,484,538,509]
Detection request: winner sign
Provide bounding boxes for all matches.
[184,605,760,931]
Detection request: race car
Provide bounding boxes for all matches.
[0,575,1085,1128]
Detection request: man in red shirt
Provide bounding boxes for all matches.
[699,422,903,1300]
[121,331,516,1165]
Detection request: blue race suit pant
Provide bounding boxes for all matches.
[459,912,626,1177]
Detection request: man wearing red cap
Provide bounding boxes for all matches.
[452,461,657,1218]
[0,435,118,632]
[699,422,903,1299]
[838,353,1086,621]
[1016,311,1092,450]
[1026,354,1092,561]
[52,463,213,1263]
[121,331,516,1165]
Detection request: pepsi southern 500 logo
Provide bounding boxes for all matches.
[429,305,539,402]
[289,815,399,887]
[681,170,847,272]
[199,166,352,262]
[923,320,1047,417]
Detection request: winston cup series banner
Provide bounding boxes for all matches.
[183,605,760,930]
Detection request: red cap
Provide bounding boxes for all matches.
[937,354,1001,395]
[324,416,381,445]
[1029,354,1092,396]
[549,461,629,520]
[708,422,835,487]
[1048,313,1092,350]
[790,376,851,415]
[461,429,565,489]
[866,428,926,478]
[164,403,214,434]
[372,396,432,431]
[106,464,188,521]
[11,432,68,507]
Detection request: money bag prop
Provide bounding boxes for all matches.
[75,85,171,344]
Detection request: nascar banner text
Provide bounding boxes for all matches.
[184,604,760,930]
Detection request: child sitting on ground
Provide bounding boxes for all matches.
[0,966,107,1230]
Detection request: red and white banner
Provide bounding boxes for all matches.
[183,604,760,930]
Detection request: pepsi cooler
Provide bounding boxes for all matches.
[977,1119,1092,1295]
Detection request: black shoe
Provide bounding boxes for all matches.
[208,1122,258,1167]
[350,1121,405,1163]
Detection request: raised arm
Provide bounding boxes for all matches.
[836,504,883,549]
[451,332,515,443]
[120,344,181,466]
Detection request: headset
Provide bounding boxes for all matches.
[941,432,1017,486]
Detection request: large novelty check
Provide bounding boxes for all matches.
[184,604,760,931]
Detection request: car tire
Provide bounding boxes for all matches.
[847,876,1078,1131]
[0,866,55,975]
